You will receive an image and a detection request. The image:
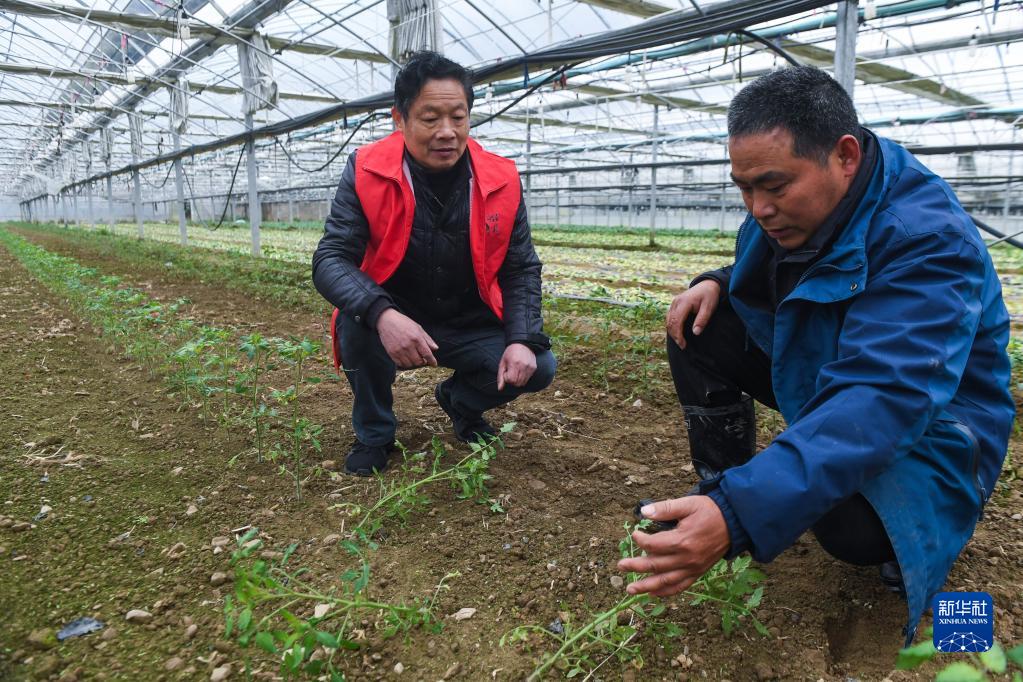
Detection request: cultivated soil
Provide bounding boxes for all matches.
[1,224,1021,682]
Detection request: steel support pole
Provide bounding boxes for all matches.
[525,121,533,221]
[106,176,114,230]
[87,181,95,230]
[287,147,294,224]
[649,105,659,246]
[173,131,188,246]
[1005,128,1017,219]
[73,187,80,227]
[245,111,261,257]
[132,165,144,238]
[835,1,858,97]
[554,157,560,229]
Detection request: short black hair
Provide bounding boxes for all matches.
[727,65,860,165]
[393,51,474,118]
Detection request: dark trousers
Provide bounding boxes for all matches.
[338,314,557,447]
[666,298,895,566]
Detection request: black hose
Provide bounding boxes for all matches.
[972,215,1023,249]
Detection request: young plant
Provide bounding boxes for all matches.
[897,628,1023,681]
[338,425,513,543]
[270,338,324,501]
[237,333,275,462]
[225,528,455,679]
[502,520,767,680]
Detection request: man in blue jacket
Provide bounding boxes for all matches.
[618,66,1014,642]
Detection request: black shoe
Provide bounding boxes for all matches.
[682,395,757,480]
[344,440,394,476]
[879,560,906,597]
[435,380,497,443]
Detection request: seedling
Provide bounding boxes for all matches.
[270,338,324,501]
[897,628,1023,681]
[238,333,275,462]
[337,425,513,543]
[502,520,767,680]
[225,528,455,679]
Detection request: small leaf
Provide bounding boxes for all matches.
[979,642,1007,674]
[337,638,360,651]
[315,630,340,649]
[254,632,277,654]
[1007,644,1023,667]
[753,618,770,637]
[747,586,764,609]
[896,639,937,669]
[238,607,252,632]
[934,662,986,682]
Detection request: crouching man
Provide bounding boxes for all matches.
[312,51,556,476]
[619,66,1014,643]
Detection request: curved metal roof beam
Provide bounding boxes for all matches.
[572,0,673,19]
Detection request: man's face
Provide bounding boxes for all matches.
[393,78,470,172]
[728,128,860,250]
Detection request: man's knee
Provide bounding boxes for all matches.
[812,495,895,566]
[526,349,557,392]
[339,315,390,363]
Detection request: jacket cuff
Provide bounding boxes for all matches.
[505,333,551,353]
[364,296,395,329]
[691,269,731,299]
[705,486,752,559]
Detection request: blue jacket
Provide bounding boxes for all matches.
[717,136,1014,642]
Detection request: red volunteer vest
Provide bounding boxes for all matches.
[330,131,522,371]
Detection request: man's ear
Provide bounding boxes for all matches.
[392,106,404,132]
[834,134,862,178]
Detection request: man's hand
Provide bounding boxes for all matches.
[497,343,536,391]
[376,308,438,369]
[616,496,730,597]
[666,280,721,350]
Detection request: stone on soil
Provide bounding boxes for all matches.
[165,542,187,559]
[210,664,232,681]
[124,610,152,624]
[28,628,57,650]
[452,607,476,621]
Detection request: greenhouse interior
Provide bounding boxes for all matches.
[1,0,1023,680]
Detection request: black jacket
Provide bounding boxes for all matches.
[311,149,550,350]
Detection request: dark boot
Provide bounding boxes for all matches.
[435,379,498,443]
[879,560,906,597]
[344,440,395,477]
[683,395,756,480]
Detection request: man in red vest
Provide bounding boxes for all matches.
[313,52,556,476]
